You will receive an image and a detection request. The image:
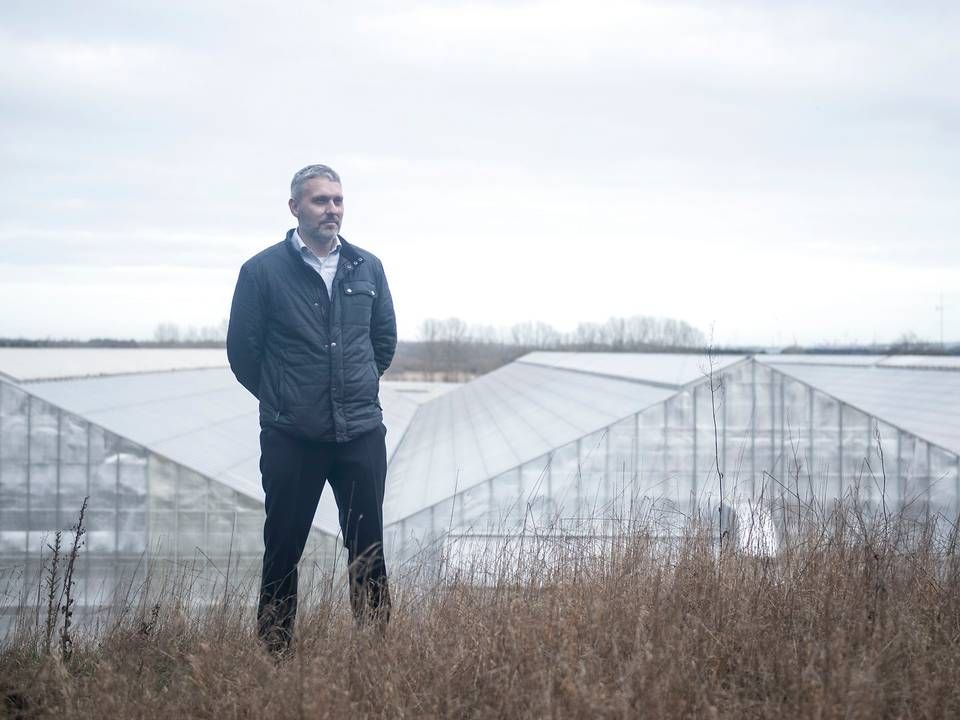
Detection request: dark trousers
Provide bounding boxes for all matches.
[257,423,390,649]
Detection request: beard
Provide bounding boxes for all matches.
[306,222,339,244]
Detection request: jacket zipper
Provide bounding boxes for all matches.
[275,356,284,420]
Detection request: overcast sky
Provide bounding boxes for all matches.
[1,1,958,346]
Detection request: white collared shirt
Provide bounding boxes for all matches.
[292,229,340,299]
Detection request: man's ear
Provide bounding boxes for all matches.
[288,197,298,219]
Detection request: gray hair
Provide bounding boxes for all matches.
[290,164,341,200]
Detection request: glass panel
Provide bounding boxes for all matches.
[86,506,117,553]
[694,383,721,495]
[520,454,549,505]
[59,413,88,464]
[118,509,146,533]
[637,405,666,487]
[772,374,809,490]
[148,509,176,558]
[521,456,555,527]
[490,468,522,530]
[149,509,176,534]
[178,470,208,511]
[28,463,58,509]
[117,505,147,554]
[607,416,636,513]
[811,391,840,500]
[0,383,29,462]
[87,425,118,466]
[0,506,27,531]
[929,449,959,515]
[208,480,237,510]
[29,398,59,461]
[754,363,773,432]
[84,563,116,607]
[665,391,695,507]
[235,493,263,513]
[841,404,871,501]
[117,440,148,506]
[579,430,607,522]
[177,510,205,558]
[667,390,694,428]
[89,455,118,508]
[148,455,177,510]
[59,464,88,524]
[0,528,27,553]
[177,532,205,559]
[901,435,929,510]
[207,509,235,536]
[235,512,264,555]
[0,462,28,508]
[549,441,579,514]
[723,370,754,493]
[395,507,434,562]
[460,480,492,531]
[28,509,58,532]
[431,498,455,535]
[115,561,148,602]
[871,421,899,508]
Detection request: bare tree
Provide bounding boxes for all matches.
[154,322,181,343]
[511,321,561,348]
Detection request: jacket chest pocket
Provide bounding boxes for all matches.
[341,280,376,325]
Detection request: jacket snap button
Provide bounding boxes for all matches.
[330,342,337,348]
[346,288,352,293]
[371,290,376,296]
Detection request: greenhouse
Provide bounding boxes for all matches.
[0,351,430,620]
[0,372,336,613]
[1,349,959,618]
[383,353,960,564]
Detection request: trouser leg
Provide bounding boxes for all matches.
[257,426,329,651]
[327,423,390,627]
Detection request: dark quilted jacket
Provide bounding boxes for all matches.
[226,230,397,442]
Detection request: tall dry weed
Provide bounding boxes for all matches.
[2,493,960,719]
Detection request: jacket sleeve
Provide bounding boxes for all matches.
[371,260,397,376]
[227,264,266,399]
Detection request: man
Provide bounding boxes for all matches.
[227,164,397,652]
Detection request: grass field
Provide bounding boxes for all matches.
[3,494,960,719]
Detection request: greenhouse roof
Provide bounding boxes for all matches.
[758,361,960,455]
[384,360,676,523]
[0,348,229,381]
[760,354,960,370]
[517,352,747,388]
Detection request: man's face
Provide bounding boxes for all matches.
[289,177,344,245]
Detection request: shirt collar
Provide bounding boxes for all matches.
[292,228,341,259]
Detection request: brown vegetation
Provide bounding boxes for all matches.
[3,496,960,719]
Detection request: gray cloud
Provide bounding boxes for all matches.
[2,0,958,344]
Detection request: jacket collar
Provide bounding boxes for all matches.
[282,229,365,283]
[337,236,363,264]
[284,228,362,262]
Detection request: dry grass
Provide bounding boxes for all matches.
[3,497,960,720]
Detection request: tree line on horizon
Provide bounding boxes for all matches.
[392,315,710,380]
[1,316,954,382]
